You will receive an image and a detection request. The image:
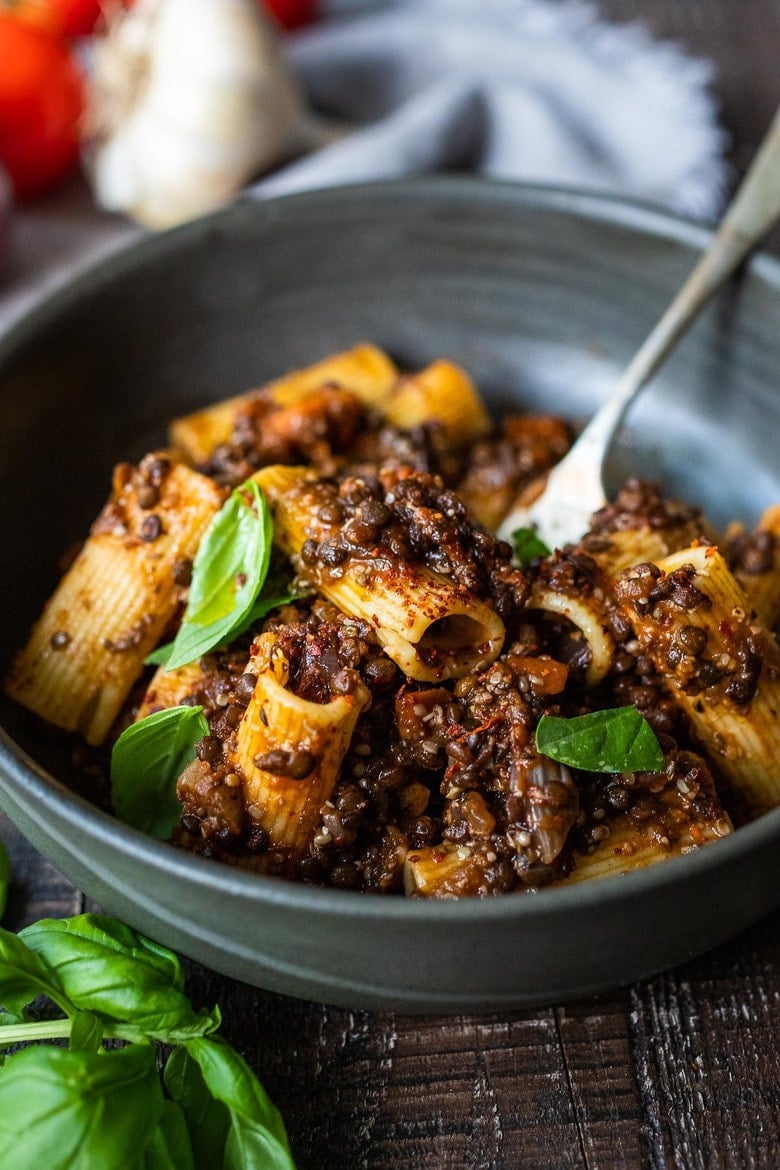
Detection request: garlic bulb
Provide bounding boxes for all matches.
[87,0,308,228]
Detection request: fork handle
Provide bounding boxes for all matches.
[581,104,780,452]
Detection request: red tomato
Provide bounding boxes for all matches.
[261,0,316,30]
[121,1,316,33]
[0,14,84,199]
[0,0,108,37]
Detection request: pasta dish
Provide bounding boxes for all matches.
[5,346,779,896]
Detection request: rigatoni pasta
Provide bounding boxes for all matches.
[252,464,507,683]
[5,347,779,896]
[728,504,780,629]
[169,344,400,464]
[5,457,224,745]
[232,633,370,861]
[379,360,491,449]
[614,544,780,817]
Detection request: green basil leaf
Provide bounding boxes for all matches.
[69,1010,104,1053]
[0,925,70,1017]
[184,1037,296,1170]
[145,642,174,667]
[142,1100,196,1170]
[512,527,551,567]
[111,705,209,838]
[535,707,665,773]
[164,480,272,672]
[146,590,297,669]
[0,838,8,921]
[164,1047,231,1170]
[227,591,299,644]
[0,1041,163,1170]
[20,915,220,1041]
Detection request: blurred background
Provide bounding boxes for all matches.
[0,0,778,327]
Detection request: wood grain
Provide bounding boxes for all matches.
[1,4,780,1169]
[4,802,778,1170]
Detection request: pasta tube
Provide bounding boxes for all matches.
[558,753,732,885]
[614,545,780,816]
[233,635,369,858]
[380,360,491,449]
[730,504,780,629]
[404,842,498,898]
[528,584,615,685]
[584,522,714,579]
[169,344,400,463]
[135,661,207,721]
[560,813,733,884]
[5,459,224,745]
[253,465,506,683]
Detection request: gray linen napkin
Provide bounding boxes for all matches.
[253,0,727,217]
[1,0,726,332]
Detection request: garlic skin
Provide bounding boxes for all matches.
[87,0,307,228]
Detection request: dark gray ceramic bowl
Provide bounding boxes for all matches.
[0,179,778,1012]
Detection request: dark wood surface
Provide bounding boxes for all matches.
[2,3,779,1168]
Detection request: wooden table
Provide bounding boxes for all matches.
[2,3,779,1167]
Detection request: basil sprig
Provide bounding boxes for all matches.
[162,479,273,673]
[512,527,551,568]
[535,706,665,773]
[0,913,296,1170]
[111,706,209,839]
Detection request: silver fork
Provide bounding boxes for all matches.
[497,105,780,551]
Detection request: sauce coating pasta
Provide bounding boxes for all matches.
[5,347,779,896]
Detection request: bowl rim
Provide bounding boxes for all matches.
[1,175,779,924]
[2,174,780,375]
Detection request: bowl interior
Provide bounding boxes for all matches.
[1,179,778,1009]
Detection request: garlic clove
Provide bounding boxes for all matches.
[86,0,308,228]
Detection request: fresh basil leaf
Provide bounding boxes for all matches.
[69,1011,103,1054]
[146,590,296,670]
[512,527,551,567]
[228,591,299,643]
[128,931,186,994]
[111,705,209,838]
[0,1041,163,1170]
[0,838,8,921]
[164,480,272,672]
[0,1009,23,1027]
[535,707,665,773]
[142,1100,196,1170]
[20,916,220,1041]
[27,916,188,999]
[145,642,174,667]
[164,1047,231,1170]
[184,1037,296,1170]
[0,925,70,1017]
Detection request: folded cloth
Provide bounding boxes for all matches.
[252,0,726,218]
[0,0,727,333]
